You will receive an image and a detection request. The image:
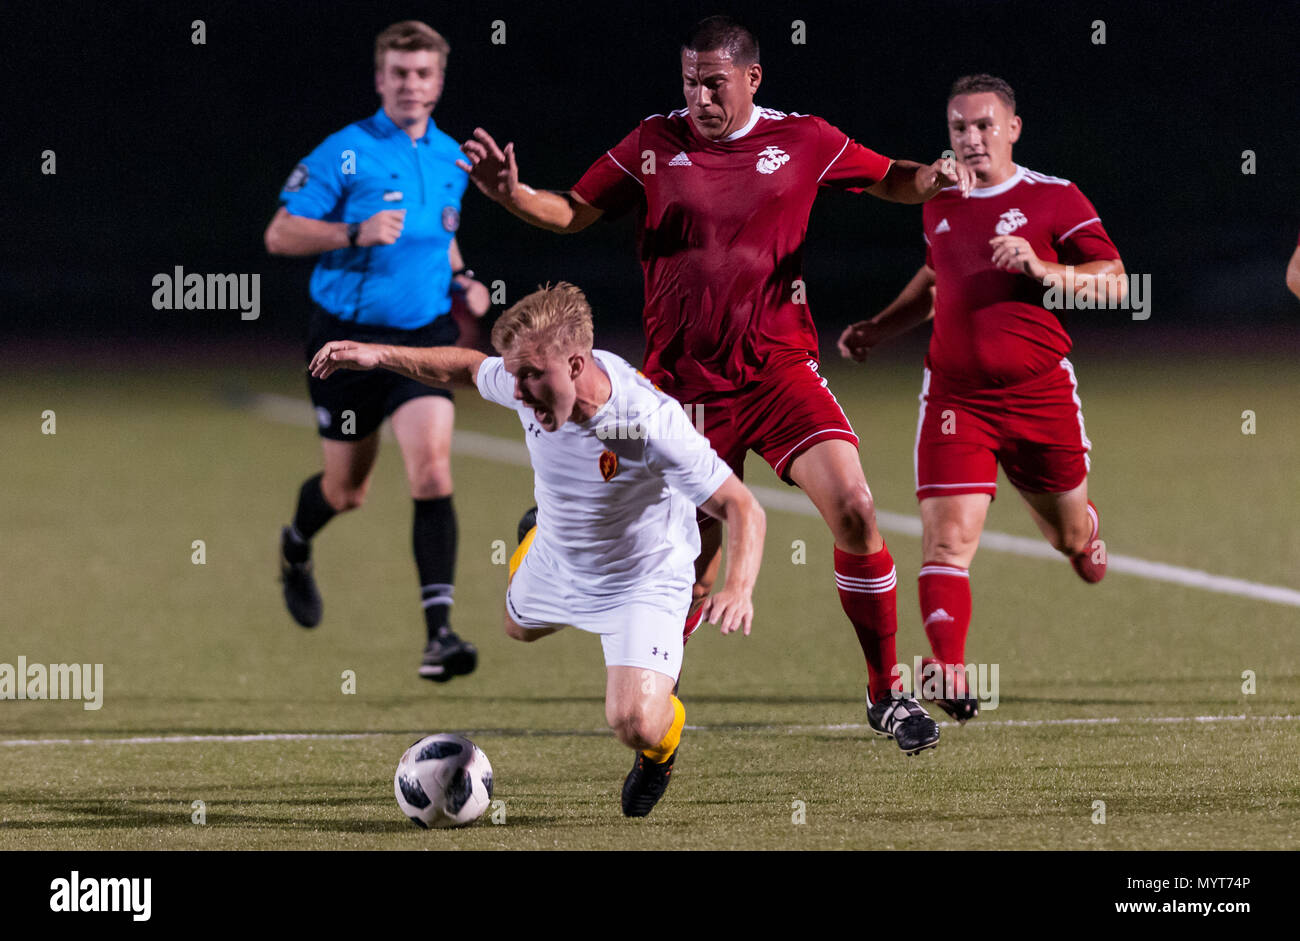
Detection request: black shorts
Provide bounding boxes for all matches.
[305,306,459,441]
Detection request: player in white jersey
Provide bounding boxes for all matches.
[310,282,766,817]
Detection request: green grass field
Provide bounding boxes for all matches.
[2,346,1297,850]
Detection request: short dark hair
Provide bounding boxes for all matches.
[682,15,760,66]
[374,20,449,72]
[948,74,1016,113]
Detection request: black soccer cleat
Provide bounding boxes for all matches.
[931,691,979,723]
[621,748,676,818]
[517,506,538,545]
[867,693,940,756]
[917,657,980,723]
[279,526,323,628]
[418,631,478,683]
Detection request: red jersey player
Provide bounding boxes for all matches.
[457,16,975,755]
[839,74,1126,722]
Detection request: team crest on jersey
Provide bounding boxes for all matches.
[995,208,1027,235]
[284,163,309,192]
[442,206,460,232]
[598,449,619,482]
[755,146,791,175]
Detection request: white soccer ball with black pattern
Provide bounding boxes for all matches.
[394,733,494,829]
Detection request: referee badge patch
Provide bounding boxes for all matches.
[599,449,619,482]
[441,206,460,232]
[284,163,309,192]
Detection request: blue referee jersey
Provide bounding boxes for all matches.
[278,108,468,329]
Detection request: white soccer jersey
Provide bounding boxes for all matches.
[476,350,732,613]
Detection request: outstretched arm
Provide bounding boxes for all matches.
[697,475,766,636]
[839,265,936,362]
[457,128,604,234]
[1287,244,1300,301]
[310,341,488,389]
[867,156,974,204]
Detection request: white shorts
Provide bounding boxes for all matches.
[506,546,687,680]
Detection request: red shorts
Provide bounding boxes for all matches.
[914,359,1092,501]
[674,357,858,485]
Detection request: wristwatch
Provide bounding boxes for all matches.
[346,222,361,247]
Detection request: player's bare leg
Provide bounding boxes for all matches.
[789,439,939,754]
[917,493,991,721]
[685,518,724,643]
[607,665,683,817]
[501,608,561,642]
[320,432,382,511]
[1017,482,1106,582]
[280,431,381,628]
[392,396,477,680]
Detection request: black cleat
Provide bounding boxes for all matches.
[917,657,979,723]
[621,748,676,817]
[279,526,322,628]
[867,693,940,755]
[517,506,538,544]
[418,631,478,683]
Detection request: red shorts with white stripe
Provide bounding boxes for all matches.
[914,359,1092,500]
[681,357,858,485]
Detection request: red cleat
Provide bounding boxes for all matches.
[1070,501,1106,583]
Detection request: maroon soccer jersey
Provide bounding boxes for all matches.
[572,106,892,400]
[922,165,1120,389]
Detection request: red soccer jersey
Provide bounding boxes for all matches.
[572,106,892,400]
[922,165,1120,389]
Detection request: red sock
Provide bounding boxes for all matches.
[682,606,704,644]
[834,545,899,702]
[918,562,972,666]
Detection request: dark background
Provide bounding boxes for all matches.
[5,0,1299,355]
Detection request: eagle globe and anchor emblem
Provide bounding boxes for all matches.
[755,145,791,175]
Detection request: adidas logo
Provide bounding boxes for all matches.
[924,608,954,626]
[934,218,951,233]
[669,151,692,167]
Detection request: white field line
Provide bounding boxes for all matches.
[3,714,1298,747]
[250,393,1300,608]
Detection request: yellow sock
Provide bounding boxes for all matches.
[641,695,685,763]
[508,526,536,582]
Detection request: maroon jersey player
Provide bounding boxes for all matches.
[839,74,1125,722]
[458,16,975,755]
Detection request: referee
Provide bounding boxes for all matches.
[264,21,487,681]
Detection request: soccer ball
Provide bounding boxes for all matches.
[394,733,494,829]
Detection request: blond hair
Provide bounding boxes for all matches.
[374,21,449,72]
[491,282,595,358]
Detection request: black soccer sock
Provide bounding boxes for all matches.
[414,496,458,641]
[286,473,337,561]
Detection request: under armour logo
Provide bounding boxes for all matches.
[527,423,541,437]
